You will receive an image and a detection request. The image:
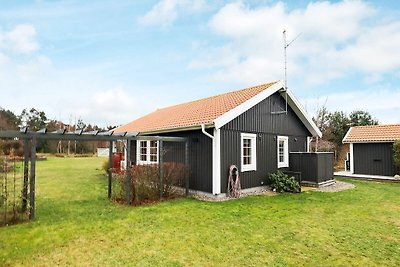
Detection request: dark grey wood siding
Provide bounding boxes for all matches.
[220,92,311,193]
[129,140,137,165]
[289,152,334,184]
[353,142,395,176]
[131,130,213,193]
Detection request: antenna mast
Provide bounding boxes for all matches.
[283,29,288,114]
[284,29,288,92]
[272,30,301,115]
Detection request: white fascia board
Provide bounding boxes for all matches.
[285,89,322,138]
[212,128,221,195]
[342,127,353,144]
[343,140,397,144]
[138,124,214,136]
[213,81,285,129]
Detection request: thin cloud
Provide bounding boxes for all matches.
[138,0,206,27]
[0,24,39,54]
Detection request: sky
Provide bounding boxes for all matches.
[0,0,399,127]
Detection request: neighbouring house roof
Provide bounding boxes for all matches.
[343,124,400,143]
[115,81,322,137]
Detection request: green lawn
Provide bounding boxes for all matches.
[0,157,399,266]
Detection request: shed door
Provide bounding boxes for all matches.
[353,143,395,176]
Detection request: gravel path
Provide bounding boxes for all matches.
[193,180,355,201]
[315,180,355,192]
[193,186,276,202]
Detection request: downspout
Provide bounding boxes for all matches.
[201,124,214,139]
[202,124,221,195]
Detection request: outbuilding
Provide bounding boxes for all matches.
[116,81,324,196]
[342,124,400,177]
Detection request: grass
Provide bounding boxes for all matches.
[0,157,399,266]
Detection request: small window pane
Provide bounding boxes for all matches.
[140,141,147,161]
[149,141,158,162]
[243,138,252,166]
[279,141,285,163]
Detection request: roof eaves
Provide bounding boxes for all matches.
[137,123,215,136]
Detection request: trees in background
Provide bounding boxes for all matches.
[313,107,378,150]
[0,108,20,130]
[0,108,111,154]
[312,105,378,167]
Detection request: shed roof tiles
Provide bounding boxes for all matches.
[343,124,400,143]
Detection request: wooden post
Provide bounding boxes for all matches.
[22,139,29,212]
[108,140,113,199]
[29,137,36,220]
[185,140,189,196]
[125,139,132,204]
[159,140,164,200]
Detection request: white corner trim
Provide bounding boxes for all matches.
[212,128,221,195]
[285,89,322,138]
[307,136,312,152]
[213,81,284,129]
[349,143,354,174]
[122,140,127,170]
[277,136,289,168]
[342,127,353,143]
[240,132,257,172]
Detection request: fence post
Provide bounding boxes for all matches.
[22,139,29,212]
[108,140,113,199]
[185,140,189,196]
[159,140,164,200]
[125,139,132,204]
[29,137,36,220]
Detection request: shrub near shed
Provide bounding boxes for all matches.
[268,170,300,193]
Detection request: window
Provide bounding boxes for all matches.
[277,136,289,168]
[241,133,257,172]
[137,140,158,164]
[139,141,147,161]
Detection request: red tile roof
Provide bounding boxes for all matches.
[343,124,400,143]
[115,82,278,133]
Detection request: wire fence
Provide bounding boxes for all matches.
[0,152,29,227]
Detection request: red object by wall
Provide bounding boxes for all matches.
[112,152,123,173]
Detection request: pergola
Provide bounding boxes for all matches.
[0,128,189,219]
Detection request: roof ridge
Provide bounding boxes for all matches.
[156,81,279,111]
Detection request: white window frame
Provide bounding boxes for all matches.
[277,136,289,168]
[136,140,159,165]
[241,133,257,172]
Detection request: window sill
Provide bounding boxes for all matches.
[277,163,289,168]
[241,165,256,172]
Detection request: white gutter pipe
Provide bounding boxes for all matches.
[201,124,214,139]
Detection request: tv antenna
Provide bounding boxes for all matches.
[272,29,301,115]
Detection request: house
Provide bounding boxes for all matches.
[115,81,322,196]
[343,124,400,177]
